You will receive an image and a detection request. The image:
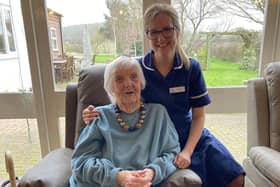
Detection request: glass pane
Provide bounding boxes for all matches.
[50,28,58,50]
[0,0,39,180]
[46,0,143,90]
[4,9,16,52]
[205,113,246,164]
[0,119,41,179]
[59,117,65,146]
[0,9,6,54]
[172,0,265,87]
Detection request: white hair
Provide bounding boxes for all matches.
[104,56,146,103]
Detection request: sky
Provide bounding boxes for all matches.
[46,0,109,26]
[46,0,263,31]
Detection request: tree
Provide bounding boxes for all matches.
[173,0,220,55]
[171,0,264,72]
[91,31,107,54]
[103,0,142,56]
[233,28,260,70]
[216,0,264,25]
[127,0,143,56]
[104,0,126,55]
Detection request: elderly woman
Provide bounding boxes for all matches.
[69,56,180,187]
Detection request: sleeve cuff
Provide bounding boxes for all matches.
[110,167,123,186]
[145,164,161,184]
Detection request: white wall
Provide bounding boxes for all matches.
[0,0,31,92]
[0,59,22,92]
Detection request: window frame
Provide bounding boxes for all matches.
[49,27,58,51]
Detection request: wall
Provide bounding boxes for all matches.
[0,0,31,92]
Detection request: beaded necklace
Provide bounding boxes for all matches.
[114,102,146,132]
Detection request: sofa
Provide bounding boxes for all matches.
[243,62,280,187]
[11,64,202,187]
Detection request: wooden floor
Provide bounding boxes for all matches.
[0,114,247,181]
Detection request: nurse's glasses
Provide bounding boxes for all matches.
[146,27,176,40]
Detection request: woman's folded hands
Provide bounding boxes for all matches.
[117,168,154,187]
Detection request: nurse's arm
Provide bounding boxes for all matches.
[183,106,205,155]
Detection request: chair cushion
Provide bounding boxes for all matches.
[160,169,202,187]
[264,62,280,151]
[18,148,73,187]
[75,64,111,144]
[248,146,280,186]
[243,157,276,187]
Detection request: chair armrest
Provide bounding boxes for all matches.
[18,148,73,187]
[65,83,78,149]
[160,169,202,187]
[247,78,270,152]
[248,146,280,185]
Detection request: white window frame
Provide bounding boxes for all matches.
[49,27,58,51]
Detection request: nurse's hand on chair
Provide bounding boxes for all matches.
[174,151,191,169]
[82,105,100,124]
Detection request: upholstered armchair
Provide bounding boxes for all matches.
[243,62,280,187]
[5,64,202,187]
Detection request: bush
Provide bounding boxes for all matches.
[240,48,257,71]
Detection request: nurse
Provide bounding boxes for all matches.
[83,3,245,187]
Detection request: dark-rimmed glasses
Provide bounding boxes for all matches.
[146,27,176,40]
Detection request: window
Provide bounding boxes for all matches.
[171,0,266,165]
[46,0,143,90]
[0,15,5,53]
[171,0,264,87]
[4,9,15,52]
[49,27,58,50]
[0,7,16,54]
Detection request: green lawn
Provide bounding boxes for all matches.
[94,54,116,63]
[57,55,258,88]
[203,58,258,87]
[93,55,258,87]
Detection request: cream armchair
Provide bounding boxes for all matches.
[243,62,280,187]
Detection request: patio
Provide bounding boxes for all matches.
[0,113,247,180]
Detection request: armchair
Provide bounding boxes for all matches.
[11,64,201,187]
[243,62,280,187]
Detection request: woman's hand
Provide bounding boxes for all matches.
[126,168,154,187]
[117,169,154,187]
[174,151,191,169]
[173,107,205,169]
[82,105,100,124]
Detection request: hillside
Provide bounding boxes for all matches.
[62,23,102,43]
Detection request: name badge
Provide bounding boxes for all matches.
[169,86,186,94]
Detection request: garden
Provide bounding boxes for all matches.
[92,54,258,87]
